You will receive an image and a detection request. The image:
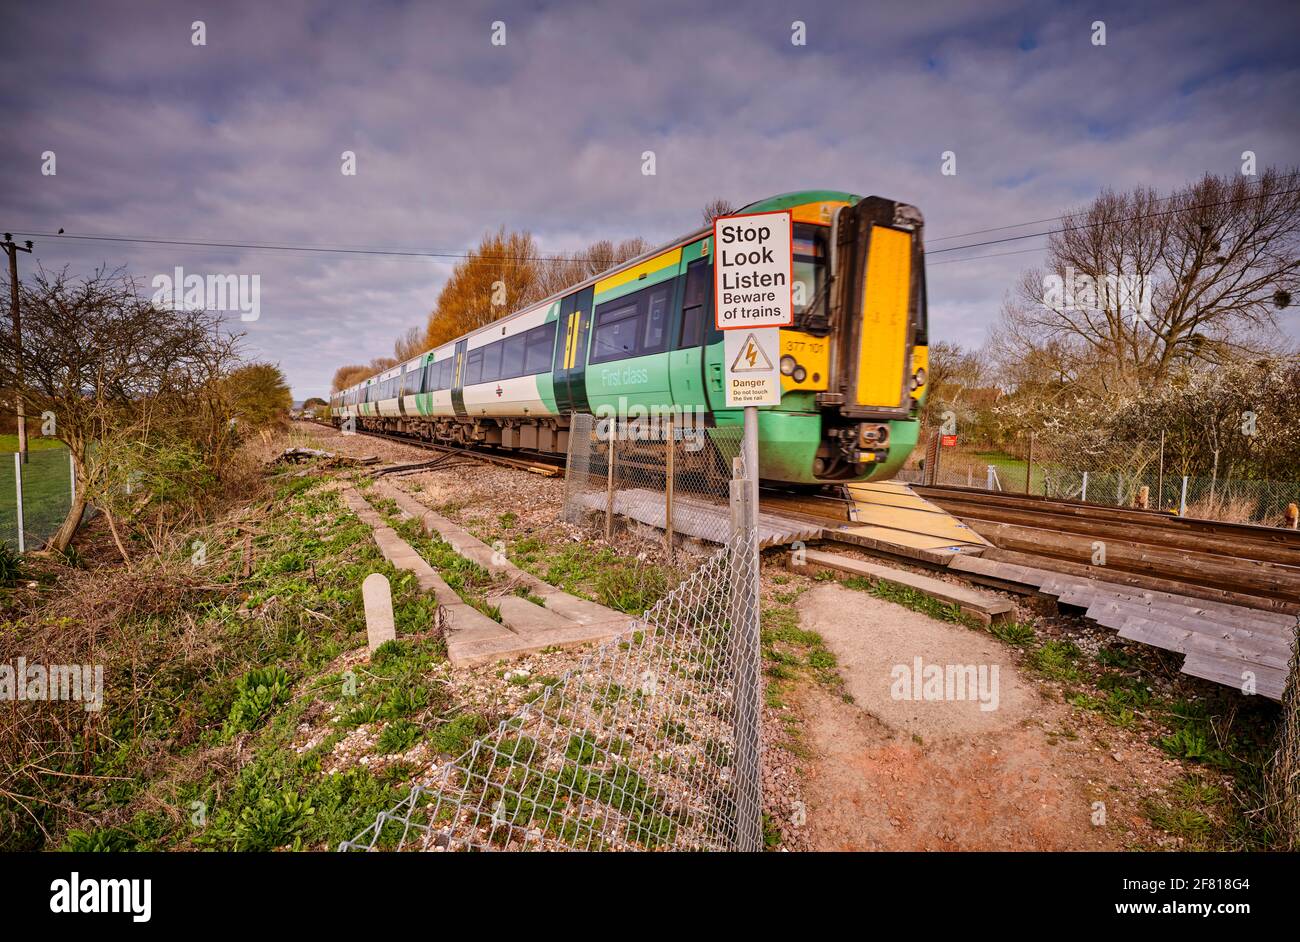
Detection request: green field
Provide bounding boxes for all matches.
[932,447,1044,491]
[1,446,73,551]
[0,434,65,451]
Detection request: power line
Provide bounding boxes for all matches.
[924,175,1278,244]
[929,246,1048,266]
[9,177,1297,269]
[4,230,597,264]
[927,182,1300,256]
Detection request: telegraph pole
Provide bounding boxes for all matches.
[3,234,33,463]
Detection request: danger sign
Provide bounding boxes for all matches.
[723,328,781,407]
[713,210,793,330]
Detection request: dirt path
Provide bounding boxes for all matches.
[793,584,1162,851]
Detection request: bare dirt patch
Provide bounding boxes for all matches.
[792,583,1169,851]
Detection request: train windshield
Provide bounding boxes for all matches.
[792,222,829,325]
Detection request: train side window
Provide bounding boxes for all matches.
[502,334,527,379]
[482,342,503,383]
[678,305,702,348]
[678,258,711,348]
[464,349,483,386]
[590,300,641,364]
[525,321,557,374]
[643,286,670,353]
[441,358,454,389]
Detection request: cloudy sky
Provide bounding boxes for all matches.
[2,0,1297,399]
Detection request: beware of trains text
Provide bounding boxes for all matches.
[712,210,793,330]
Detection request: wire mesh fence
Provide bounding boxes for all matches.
[1,447,76,552]
[342,413,763,851]
[562,409,742,552]
[903,428,1300,528]
[1266,619,1300,850]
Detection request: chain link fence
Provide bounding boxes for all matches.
[563,410,742,551]
[1,447,76,552]
[1267,620,1300,849]
[904,429,1299,527]
[342,413,763,851]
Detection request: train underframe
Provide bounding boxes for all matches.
[336,409,918,487]
[342,413,573,455]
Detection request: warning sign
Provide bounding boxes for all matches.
[723,328,781,407]
[713,210,793,330]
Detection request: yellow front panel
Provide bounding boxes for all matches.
[855,226,912,409]
[789,200,849,225]
[779,331,830,391]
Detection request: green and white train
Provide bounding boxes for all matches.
[330,190,929,485]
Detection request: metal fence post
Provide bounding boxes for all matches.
[14,452,25,554]
[1156,430,1165,509]
[729,450,762,853]
[1081,470,1089,502]
[986,465,995,490]
[1025,431,1035,494]
[69,448,76,504]
[604,429,616,542]
[664,415,674,557]
[1179,475,1188,516]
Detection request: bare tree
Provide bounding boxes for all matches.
[530,237,649,300]
[393,325,428,361]
[1000,167,1300,392]
[702,198,736,226]
[0,265,240,553]
[331,364,368,392]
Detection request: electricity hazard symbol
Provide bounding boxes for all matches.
[723,328,781,407]
[730,333,775,372]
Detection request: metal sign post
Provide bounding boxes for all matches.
[712,209,795,851]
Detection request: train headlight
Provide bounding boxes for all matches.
[910,367,927,391]
[780,355,797,376]
[792,366,807,383]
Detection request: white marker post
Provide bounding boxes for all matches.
[712,209,792,851]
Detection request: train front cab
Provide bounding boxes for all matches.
[709,193,928,486]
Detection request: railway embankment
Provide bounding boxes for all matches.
[2,420,1288,851]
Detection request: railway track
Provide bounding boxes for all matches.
[913,485,1300,615]
[320,424,565,477]
[760,482,1300,614]
[315,421,1299,613]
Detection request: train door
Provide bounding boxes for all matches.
[668,253,712,417]
[552,286,594,415]
[450,338,468,418]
